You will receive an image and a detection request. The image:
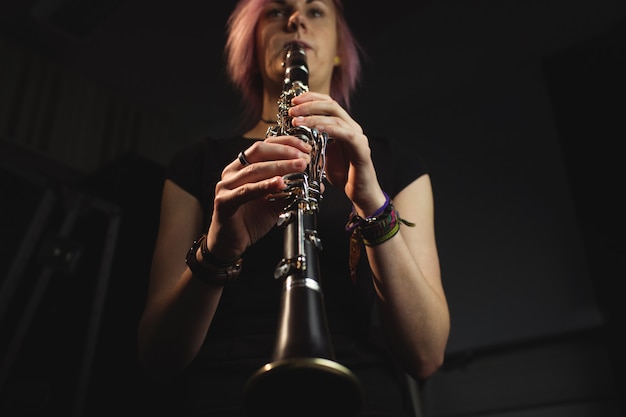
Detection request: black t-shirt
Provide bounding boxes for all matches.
[165,135,428,416]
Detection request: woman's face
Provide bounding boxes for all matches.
[255,0,339,95]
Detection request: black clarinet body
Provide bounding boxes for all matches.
[243,43,362,417]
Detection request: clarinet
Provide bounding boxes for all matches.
[243,43,362,417]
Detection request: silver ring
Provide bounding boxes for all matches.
[238,150,250,167]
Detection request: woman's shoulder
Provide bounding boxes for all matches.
[368,134,429,195]
[170,135,249,164]
[166,135,253,206]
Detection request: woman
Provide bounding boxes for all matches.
[138,0,450,415]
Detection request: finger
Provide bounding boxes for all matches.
[263,135,313,153]
[224,140,311,174]
[215,176,286,216]
[289,99,361,133]
[222,158,310,196]
[290,91,331,104]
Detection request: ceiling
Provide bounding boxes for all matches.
[1,0,625,142]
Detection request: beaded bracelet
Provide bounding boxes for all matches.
[185,234,243,286]
[345,192,390,233]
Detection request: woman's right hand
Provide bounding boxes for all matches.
[204,136,311,261]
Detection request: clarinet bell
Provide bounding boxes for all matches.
[244,357,362,417]
[243,277,362,416]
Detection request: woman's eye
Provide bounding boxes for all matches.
[267,8,287,18]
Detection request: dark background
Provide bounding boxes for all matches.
[0,0,624,416]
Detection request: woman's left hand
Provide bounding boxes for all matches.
[289,91,385,214]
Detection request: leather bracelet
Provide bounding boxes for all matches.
[185,235,243,285]
[200,234,240,267]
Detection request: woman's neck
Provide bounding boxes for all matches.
[243,92,281,139]
[243,121,274,140]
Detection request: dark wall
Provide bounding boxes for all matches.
[349,2,623,355]
[0,145,165,416]
[543,20,626,406]
[1,1,625,416]
[347,5,625,415]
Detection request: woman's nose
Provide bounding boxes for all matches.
[287,11,305,31]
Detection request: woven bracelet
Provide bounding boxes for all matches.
[360,207,401,246]
[345,194,416,283]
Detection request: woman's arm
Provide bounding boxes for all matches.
[138,180,224,381]
[364,174,450,381]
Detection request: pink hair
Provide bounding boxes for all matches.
[225,0,362,128]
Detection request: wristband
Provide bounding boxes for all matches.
[345,192,415,283]
[185,235,243,285]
